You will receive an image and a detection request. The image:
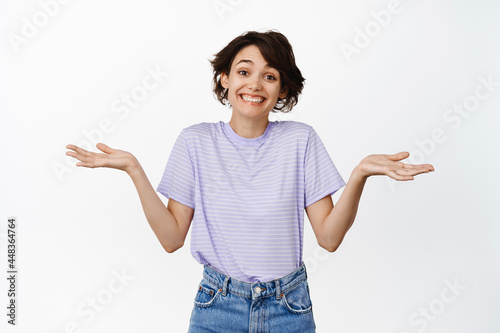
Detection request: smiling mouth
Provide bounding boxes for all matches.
[240,94,265,104]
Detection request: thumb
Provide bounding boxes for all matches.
[96,143,113,154]
[387,151,410,161]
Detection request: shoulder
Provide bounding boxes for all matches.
[178,122,224,150]
[182,121,217,132]
[277,120,314,138]
[181,121,222,138]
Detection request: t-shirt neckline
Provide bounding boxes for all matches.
[222,120,276,147]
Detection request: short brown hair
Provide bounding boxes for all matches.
[209,30,305,113]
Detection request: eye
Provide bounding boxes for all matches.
[238,70,248,75]
[265,75,277,81]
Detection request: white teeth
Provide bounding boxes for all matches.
[241,94,264,103]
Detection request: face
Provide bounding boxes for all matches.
[221,45,288,119]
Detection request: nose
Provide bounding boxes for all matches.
[247,75,263,91]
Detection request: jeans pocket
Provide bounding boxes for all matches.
[193,279,221,308]
[280,280,313,315]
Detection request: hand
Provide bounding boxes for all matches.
[65,143,138,173]
[356,151,435,181]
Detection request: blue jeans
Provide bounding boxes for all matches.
[188,261,316,332]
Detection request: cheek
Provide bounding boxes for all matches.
[272,87,284,99]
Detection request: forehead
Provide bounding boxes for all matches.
[232,45,276,70]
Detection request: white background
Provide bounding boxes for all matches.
[1,0,499,332]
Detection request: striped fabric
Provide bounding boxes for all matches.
[156,120,346,282]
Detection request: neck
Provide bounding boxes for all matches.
[229,115,270,139]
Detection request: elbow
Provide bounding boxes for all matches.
[164,247,176,254]
[325,244,339,253]
[163,241,184,254]
[321,240,340,253]
[322,232,348,253]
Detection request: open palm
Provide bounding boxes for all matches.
[358,151,435,181]
[65,143,137,173]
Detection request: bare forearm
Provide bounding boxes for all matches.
[322,165,367,252]
[126,159,182,253]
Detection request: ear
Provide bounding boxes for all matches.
[278,86,289,99]
[221,72,229,89]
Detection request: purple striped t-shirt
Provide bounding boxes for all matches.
[156,120,346,283]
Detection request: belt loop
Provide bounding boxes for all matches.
[222,275,230,296]
[275,278,281,300]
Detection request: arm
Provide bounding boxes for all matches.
[65,142,193,253]
[127,159,193,253]
[311,166,367,252]
[306,151,434,252]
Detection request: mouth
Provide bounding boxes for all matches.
[240,94,266,104]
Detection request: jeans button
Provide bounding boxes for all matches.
[254,286,261,293]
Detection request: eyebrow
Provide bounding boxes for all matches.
[235,59,272,68]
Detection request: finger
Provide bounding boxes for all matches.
[399,162,434,171]
[66,144,83,152]
[401,164,434,173]
[388,169,413,181]
[66,149,95,163]
[76,162,100,168]
[96,143,113,154]
[409,169,432,176]
[387,151,410,162]
[399,167,433,177]
[66,144,93,157]
[66,151,80,161]
[67,153,93,166]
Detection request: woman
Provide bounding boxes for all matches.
[65,30,434,332]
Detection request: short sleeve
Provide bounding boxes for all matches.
[156,129,196,209]
[304,127,346,208]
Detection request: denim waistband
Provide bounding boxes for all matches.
[201,261,308,301]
